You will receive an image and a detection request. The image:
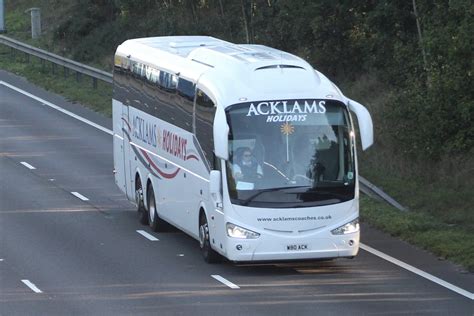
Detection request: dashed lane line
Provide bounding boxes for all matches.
[136,230,159,241]
[20,162,36,170]
[211,275,240,289]
[21,280,43,293]
[71,192,89,201]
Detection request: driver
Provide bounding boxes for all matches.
[233,147,263,181]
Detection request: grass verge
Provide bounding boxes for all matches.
[360,196,473,272]
[0,46,111,116]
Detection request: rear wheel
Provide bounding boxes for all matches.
[136,177,148,225]
[199,214,220,263]
[147,184,163,232]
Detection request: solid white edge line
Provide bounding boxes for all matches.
[0,81,113,136]
[360,243,473,300]
[211,275,240,289]
[21,279,43,293]
[71,192,89,201]
[2,80,471,300]
[20,162,36,170]
[136,230,159,241]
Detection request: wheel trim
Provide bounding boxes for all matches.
[199,223,208,249]
[136,188,143,206]
[149,197,156,222]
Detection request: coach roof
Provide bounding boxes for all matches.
[117,36,343,105]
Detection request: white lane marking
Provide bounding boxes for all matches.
[71,192,89,201]
[20,162,36,170]
[211,275,240,289]
[0,259,4,262]
[21,280,43,293]
[2,81,471,300]
[0,81,113,136]
[360,243,474,300]
[136,230,159,241]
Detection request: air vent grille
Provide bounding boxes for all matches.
[255,65,306,71]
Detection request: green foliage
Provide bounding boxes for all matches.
[384,0,473,159]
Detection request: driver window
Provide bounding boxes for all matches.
[229,140,263,189]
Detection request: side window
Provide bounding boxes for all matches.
[150,68,160,84]
[196,89,214,108]
[175,78,195,132]
[159,71,177,92]
[177,78,195,101]
[195,89,216,168]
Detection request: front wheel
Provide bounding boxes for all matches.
[199,215,220,263]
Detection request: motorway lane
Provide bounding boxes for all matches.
[1,74,473,315]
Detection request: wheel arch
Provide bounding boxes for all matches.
[134,168,144,191]
[199,205,207,226]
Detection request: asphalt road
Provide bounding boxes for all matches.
[1,70,473,315]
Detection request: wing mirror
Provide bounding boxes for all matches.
[348,99,374,150]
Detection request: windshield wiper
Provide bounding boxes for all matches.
[240,186,308,206]
[305,189,347,201]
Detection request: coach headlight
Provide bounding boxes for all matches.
[331,218,359,235]
[226,223,260,239]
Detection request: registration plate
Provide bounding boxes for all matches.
[286,244,308,251]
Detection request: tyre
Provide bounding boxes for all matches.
[199,214,220,263]
[147,184,163,232]
[136,177,148,225]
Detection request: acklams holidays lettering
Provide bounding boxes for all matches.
[246,100,327,122]
[133,115,157,147]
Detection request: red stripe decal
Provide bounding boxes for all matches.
[121,117,132,132]
[185,154,199,161]
[141,149,180,179]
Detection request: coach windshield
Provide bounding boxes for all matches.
[225,99,355,208]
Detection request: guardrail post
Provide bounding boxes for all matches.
[25,52,29,63]
[26,8,41,39]
[52,62,56,75]
[76,71,81,82]
[41,58,45,72]
[0,0,6,33]
[92,77,97,89]
[10,47,14,60]
[63,66,69,78]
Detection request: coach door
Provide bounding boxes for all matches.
[112,99,130,198]
[121,103,132,200]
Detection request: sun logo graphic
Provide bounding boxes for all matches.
[280,122,295,135]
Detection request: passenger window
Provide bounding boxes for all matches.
[195,89,216,168]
